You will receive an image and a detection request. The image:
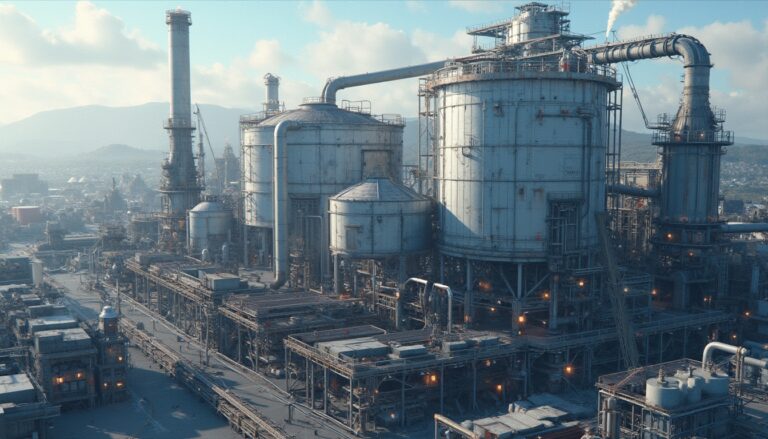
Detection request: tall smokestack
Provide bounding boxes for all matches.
[264,73,280,113]
[159,9,200,252]
[169,9,192,124]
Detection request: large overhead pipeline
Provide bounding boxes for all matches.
[585,34,715,134]
[321,60,449,104]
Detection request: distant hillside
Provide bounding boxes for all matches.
[88,144,164,161]
[0,103,251,157]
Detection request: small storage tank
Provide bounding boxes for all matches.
[696,369,730,396]
[329,178,432,258]
[188,201,231,256]
[645,374,683,409]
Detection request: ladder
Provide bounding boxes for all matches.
[596,212,640,369]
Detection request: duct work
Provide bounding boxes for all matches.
[586,34,715,136]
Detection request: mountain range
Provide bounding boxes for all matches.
[0,103,250,157]
[1,103,765,164]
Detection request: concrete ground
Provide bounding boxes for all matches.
[52,345,240,439]
[50,272,358,439]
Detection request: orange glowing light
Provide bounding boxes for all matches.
[75,372,84,380]
[54,377,64,385]
[744,311,751,317]
[496,384,503,393]
[116,381,124,388]
[666,232,674,240]
[490,307,496,312]
[542,291,550,300]
[651,289,658,296]
[564,365,574,375]
[429,374,438,384]
[577,280,586,288]
[517,315,526,324]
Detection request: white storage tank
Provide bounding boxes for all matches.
[188,201,231,256]
[427,59,618,262]
[645,374,684,409]
[329,178,432,258]
[241,102,403,230]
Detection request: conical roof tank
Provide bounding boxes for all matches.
[329,178,432,258]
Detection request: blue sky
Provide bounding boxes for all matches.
[1,1,767,138]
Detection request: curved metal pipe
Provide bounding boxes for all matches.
[702,342,768,370]
[586,34,713,133]
[321,60,449,104]
[607,184,659,198]
[719,222,768,234]
[270,120,302,289]
[402,277,430,330]
[432,282,453,334]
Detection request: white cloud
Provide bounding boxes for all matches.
[301,0,333,27]
[405,1,428,13]
[617,15,666,40]
[448,1,504,14]
[248,40,294,71]
[0,1,162,67]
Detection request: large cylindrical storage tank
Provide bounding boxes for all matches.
[188,201,231,258]
[241,102,403,278]
[242,102,403,228]
[428,64,619,262]
[329,178,432,258]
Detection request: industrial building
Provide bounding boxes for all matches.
[0,2,766,438]
[0,372,60,439]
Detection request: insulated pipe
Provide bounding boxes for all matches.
[702,342,768,370]
[321,60,450,104]
[432,283,453,334]
[607,184,659,198]
[719,223,768,234]
[270,120,302,289]
[585,35,714,133]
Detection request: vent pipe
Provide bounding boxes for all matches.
[264,73,280,112]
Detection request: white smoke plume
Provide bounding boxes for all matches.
[606,0,638,39]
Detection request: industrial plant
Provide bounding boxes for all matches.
[0,2,766,439]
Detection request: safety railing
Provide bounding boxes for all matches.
[430,58,617,82]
